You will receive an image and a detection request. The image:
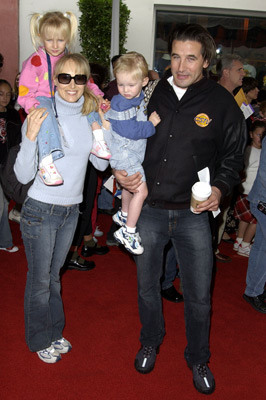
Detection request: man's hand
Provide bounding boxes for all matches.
[26,108,48,142]
[195,186,222,212]
[113,169,142,193]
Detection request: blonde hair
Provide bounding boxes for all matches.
[54,53,98,115]
[113,52,149,81]
[30,11,78,52]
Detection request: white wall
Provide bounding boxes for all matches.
[19,0,266,70]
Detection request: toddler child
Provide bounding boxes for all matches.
[100,52,161,255]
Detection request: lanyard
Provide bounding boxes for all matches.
[45,52,69,148]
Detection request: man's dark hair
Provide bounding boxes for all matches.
[242,77,258,94]
[168,23,216,66]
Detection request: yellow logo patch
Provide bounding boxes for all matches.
[194,113,212,127]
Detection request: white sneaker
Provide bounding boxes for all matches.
[233,240,242,251]
[51,337,72,354]
[112,209,127,227]
[114,226,144,255]
[91,139,111,160]
[237,244,251,257]
[9,208,21,223]
[39,154,63,186]
[37,345,61,363]
[94,226,104,237]
[0,246,19,253]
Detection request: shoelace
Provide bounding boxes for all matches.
[143,346,154,359]
[195,363,208,378]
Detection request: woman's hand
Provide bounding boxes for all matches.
[26,108,48,142]
[98,106,110,130]
[113,169,142,192]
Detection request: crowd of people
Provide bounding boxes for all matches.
[1,11,266,396]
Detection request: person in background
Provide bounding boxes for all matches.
[18,11,110,187]
[212,54,246,262]
[0,79,21,253]
[0,53,4,75]
[114,24,246,395]
[14,53,110,363]
[233,120,265,257]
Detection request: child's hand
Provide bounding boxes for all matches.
[98,106,110,130]
[149,111,161,127]
[97,95,111,113]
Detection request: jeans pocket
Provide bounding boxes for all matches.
[21,209,43,239]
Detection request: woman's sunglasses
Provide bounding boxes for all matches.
[57,74,87,85]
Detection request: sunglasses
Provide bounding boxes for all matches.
[57,73,87,85]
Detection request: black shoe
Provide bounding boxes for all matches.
[222,237,235,244]
[66,257,95,271]
[134,345,160,374]
[106,238,119,246]
[81,242,109,257]
[98,208,115,216]
[190,363,215,395]
[243,293,266,313]
[161,286,184,303]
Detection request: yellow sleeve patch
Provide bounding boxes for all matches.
[19,85,29,97]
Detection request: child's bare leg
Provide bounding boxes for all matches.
[121,188,133,215]
[242,223,256,244]
[237,220,248,240]
[126,181,148,228]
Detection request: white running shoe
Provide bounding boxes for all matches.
[237,244,251,257]
[114,226,144,255]
[37,345,61,363]
[112,209,127,227]
[233,240,242,251]
[0,246,19,253]
[94,226,104,237]
[9,208,21,224]
[51,337,72,354]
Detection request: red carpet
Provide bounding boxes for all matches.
[1,214,265,400]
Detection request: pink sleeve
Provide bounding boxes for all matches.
[18,54,43,113]
[87,81,104,97]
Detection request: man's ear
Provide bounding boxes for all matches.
[142,77,149,87]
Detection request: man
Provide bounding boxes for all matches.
[213,54,246,262]
[114,24,246,395]
[216,54,245,95]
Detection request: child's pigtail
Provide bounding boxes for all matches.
[64,11,78,52]
[30,13,43,52]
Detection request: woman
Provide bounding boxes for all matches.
[14,54,110,364]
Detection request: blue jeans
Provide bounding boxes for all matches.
[135,204,213,365]
[161,244,179,290]
[21,197,79,352]
[245,203,266,297]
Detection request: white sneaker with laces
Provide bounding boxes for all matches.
[51,337,72,354]
[114,226,144,255]
[237,244,251,257]
[233,239,242,251]
[37,345,61,363]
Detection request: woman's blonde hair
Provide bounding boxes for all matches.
[54,53,98,115]
[30,11,78,52]
[113,52,149,81]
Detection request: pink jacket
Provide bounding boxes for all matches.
[18,47,104,113]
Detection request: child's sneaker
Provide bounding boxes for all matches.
[36,345,61,364]
[51,337,72,354]
[114,226,144,255]
[112,209,127,226]
[91,139,111,159]
[233,240,241,251]
[39,154,63,186]
[237,244,251,257]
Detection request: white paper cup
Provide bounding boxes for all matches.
[190,182,212,214]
